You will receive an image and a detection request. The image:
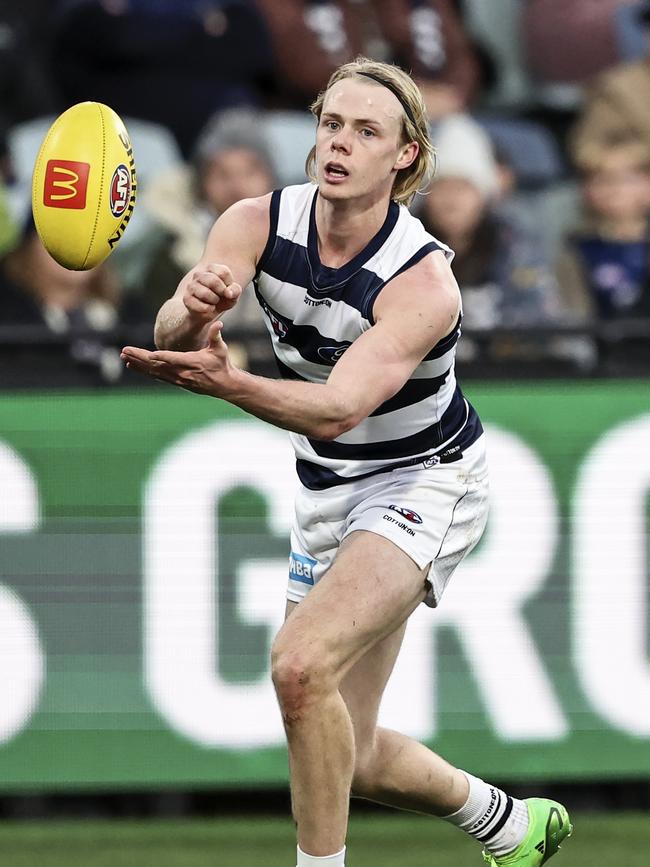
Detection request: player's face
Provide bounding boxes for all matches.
[315,78,417,203]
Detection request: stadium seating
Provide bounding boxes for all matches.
[260,110,315,187]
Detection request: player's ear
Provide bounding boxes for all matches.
[394,141,418,171]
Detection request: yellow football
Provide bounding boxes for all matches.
[31,102,137,270]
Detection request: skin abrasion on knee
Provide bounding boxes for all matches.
[276,668,313,728]
[297,845,346,865]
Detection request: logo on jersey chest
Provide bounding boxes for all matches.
[304,294,331,308]
[260,299,288,338]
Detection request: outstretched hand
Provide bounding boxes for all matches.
[121,321,235,396]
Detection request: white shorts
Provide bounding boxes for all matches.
[287,435,489,608]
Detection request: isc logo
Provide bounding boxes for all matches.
[109,163,131,217]
[43,160,90,209]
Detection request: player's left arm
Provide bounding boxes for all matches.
[122,251,460,440]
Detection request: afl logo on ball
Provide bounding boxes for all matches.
[109,164,131,217]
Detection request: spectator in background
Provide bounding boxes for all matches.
[0,182,18,258]
[0,1,59,133]
[570,0,650,162]
[419,114,560,357]
[0,225,150,383]
[0,129,18,257]
[142,109,277,373]
[50,0,274,155]
[557,133,650,324]
[522,0,632,88]
[256,0,482,119]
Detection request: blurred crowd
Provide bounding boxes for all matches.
[1,0,650,385]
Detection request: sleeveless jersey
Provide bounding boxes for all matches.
[254,183,483,490]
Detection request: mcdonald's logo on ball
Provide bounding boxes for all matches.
[43,160,90,210]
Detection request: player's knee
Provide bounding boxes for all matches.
[271,641,332,723]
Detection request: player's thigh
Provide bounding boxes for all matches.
[274,529,428,685]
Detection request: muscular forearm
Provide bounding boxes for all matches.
[223,368,360,441]
[154,297,211,351]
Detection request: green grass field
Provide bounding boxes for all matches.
[1,813,649,867]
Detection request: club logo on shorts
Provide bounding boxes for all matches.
[109,163,132,217]
[388,505,423,524]
[43,159,90,209]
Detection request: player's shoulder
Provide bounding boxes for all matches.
[377,247,460,320]
[224,184,314,231]
[223,193,273,228]
[214,194,273,249]
[395,246,458,294]
[377,201,454,271]
[400,204,453,252]
[200,194,274,269]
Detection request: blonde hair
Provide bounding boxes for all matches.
[574,132,650,176]
[305,57,436,206]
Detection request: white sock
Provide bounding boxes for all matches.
[296,844,346,866]
[442,771,529,857]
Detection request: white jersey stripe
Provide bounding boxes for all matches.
[335,375,455,445]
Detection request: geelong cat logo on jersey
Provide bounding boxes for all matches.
[388,505,423,524]
[317,345,349,364]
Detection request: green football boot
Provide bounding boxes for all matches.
[482,798,573,866]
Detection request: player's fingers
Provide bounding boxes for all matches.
[192,273,241,302]
[149,349,197,365]
[122,356,186,387]
[121,355,161,377]
[121,346,188,370]
[205,263,234,285]
[225,281,243,301]
[207,320,227,349]
[187,283,220,304]
[184,293,217,315]
[207,320,223,342]
[121,346,154,362]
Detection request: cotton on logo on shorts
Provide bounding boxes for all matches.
[382,514,416,536]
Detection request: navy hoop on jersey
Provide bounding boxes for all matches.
[254,183,483,490]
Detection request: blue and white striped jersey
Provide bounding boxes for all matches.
[254,183,483,489]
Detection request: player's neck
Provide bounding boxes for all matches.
[315,192,391,269]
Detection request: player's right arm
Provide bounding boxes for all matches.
[153,193,271,351]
